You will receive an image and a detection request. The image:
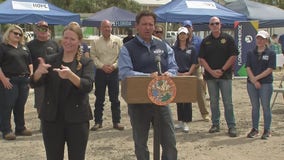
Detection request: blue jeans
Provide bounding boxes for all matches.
[207,79,236,128]
[94,69,120,124]
[247,82,272,131]
[0,77,29,135]
[128,104,177,160]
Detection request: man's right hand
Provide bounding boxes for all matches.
[102,65,114,74]
[210,69,223,78]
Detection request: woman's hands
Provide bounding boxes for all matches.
[53,65,73,79]
[35,57,73,80]
[32,57,51,81]
[35,57,51,75]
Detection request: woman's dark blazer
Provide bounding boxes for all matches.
[30,53,95,123]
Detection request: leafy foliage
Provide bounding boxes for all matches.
[252,0,284,9]
[0,0,282,11]
[47,0,141,13]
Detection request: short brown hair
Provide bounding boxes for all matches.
[136,10,157,24]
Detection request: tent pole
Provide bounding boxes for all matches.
[165,22,168,38]
[153,108,160,160]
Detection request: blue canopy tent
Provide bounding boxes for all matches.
[224,0,284,28]
[82,6,136,27]
[154,0,247,30]
[0,0,80,25]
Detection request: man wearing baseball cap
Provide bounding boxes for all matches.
[36,20,49,32]
[27,20,60,130]
[182,20,192,28]
[182,20,210,122]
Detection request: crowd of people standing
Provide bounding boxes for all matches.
[0,9,280,160]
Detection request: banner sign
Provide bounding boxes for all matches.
[234,21,259,76]
[112,21,134,27]
[186,1,217,9]
[12,1,50,11]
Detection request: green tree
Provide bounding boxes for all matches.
[47,0,141,13]
[249,0,283,9]
[48,0,73,10]
[2,0,282,12]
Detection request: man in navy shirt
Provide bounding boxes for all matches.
[118,10,178,160]
[199,17,238,137]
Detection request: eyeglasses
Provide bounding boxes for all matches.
[12,31,23,37]
[155,31,163,34]
[210,22,220,26]
[37,27,48,32]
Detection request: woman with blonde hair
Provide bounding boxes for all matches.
[68,21,91,58]
[0,25,33,140]
[30,24,95,159]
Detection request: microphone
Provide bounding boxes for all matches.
[155,55,162,76]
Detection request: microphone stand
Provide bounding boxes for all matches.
[155,55,162,76]
[154,55,161,160]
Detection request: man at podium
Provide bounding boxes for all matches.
[118,10,178,160]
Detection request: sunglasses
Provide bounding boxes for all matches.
[155,31,163,34]
[37,27,48,32]
[12,31,23,37]
[210,22,220,26]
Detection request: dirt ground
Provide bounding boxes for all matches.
[0,71,284,160]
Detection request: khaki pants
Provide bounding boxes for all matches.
[195,66,209,116]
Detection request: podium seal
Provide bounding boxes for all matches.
[147,76,176,106]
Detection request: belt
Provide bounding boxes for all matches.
[6,73,30,78]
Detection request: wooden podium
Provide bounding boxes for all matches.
[121,76,198,104]
[121,76,198,160]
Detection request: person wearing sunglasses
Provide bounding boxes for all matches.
[153,25,171,46]
[0,25,33,140]
[153,25,164,39]
[27,20,60,130]
[199,16,239,137]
